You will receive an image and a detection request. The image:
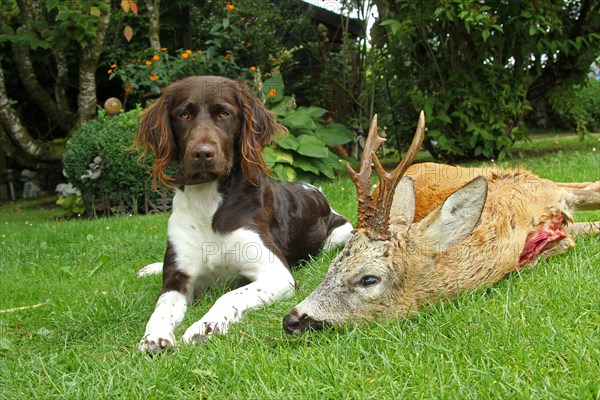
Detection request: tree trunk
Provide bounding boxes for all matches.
[0,65,63,162]
[146,0,162,54]
[181,5,192,50]
[52,49,73,121]
[13,0,76,131]
[77,0,112,127]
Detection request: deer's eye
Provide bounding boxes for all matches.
[360,275,379,287]
[179,111,191,120]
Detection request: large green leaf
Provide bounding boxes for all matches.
[315,123,355,146]
[292,158,321,175]
[281,109,316,131]
[263,146,294,167]
[303,106,328,118]
[315,160,336,179]
[270,96,295,117]
[276,134,299,150]
[272,164,296,182]
[296,134,329,158]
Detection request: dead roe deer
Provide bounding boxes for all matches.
[283,112,599,333]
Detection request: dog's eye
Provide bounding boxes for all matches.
[217,111,230,119]
[179,111,191,120]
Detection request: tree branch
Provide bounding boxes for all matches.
[0,63,63,162]
[13,0,75,131]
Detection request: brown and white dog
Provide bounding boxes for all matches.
[135,76,352,352]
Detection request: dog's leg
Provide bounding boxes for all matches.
[182,257,294,344]
[138,246,192,352]
[138,289,190,352]
[324,220,353,250]
[137,262,163,277]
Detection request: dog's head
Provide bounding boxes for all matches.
[136,76,284,187]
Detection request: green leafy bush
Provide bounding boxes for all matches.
[261,75,355,181]
[62,107,150,215]
[580,79,600,132]
[373,1,599,161]
[56,193,85,218]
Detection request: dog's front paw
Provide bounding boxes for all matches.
[137,262,163,277]
[182,321,230,344]
[138,332,175,353]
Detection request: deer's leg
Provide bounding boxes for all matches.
[568,189,600,211]
[557,181,600,191]
[566,222,600,237]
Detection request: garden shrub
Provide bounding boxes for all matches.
[62,107,151,215]
[580,79,600,132]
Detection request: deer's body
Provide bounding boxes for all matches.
[405,163,573,303]
[283,114,599,333]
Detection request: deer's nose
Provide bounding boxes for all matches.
[283,312,303,335]
[283,310,325,335]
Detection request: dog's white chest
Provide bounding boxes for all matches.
[167,183,272,287]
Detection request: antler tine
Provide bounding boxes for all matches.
[346,115,386,230]
[370,111,425,238]
[348,111,426,239]
[373,110,425,189]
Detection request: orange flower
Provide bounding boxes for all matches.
[161,47,168,51]
[111,63,117,68]
[107,69,113,74]
[145,60,152,66]
[185,49,192,55]
[197,50,203,54]
[249,66,256,72]
[192,57,197,61]
[182,52,189,59]
[149,75,159,81]
[268,88,277,97]
[224,53,231,60]
[226,2,234,11]
[124,84,131,93]
[152,55,159,61]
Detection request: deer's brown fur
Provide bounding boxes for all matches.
[283,114,599,333]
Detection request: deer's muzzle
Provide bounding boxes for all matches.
[282,309,332,335]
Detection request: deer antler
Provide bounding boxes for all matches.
[347,111,426,239]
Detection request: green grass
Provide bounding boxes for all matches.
[1,141,599,399]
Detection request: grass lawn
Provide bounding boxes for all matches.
[1,135,599,399]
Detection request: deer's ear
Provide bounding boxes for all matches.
[390,177,415,224]
[418,176,488,252]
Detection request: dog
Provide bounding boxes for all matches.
[135,76,353,352]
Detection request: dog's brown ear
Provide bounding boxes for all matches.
[135,92,176,189]
[237,82,287,186]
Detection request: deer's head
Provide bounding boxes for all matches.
[283,113,488,334]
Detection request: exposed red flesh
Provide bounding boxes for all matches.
[518,213,567,267]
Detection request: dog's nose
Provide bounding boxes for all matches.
[191,144,216,161]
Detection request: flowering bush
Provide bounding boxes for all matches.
[109,3,256,99]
